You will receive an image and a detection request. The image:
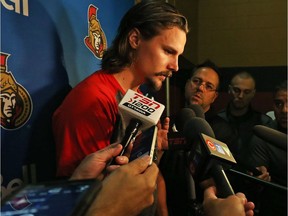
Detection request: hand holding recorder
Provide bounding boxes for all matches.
[71,143,159,216]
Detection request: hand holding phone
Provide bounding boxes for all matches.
[129,126,158,165]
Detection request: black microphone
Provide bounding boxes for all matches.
[168,108,196,150]
[226,168,287,192]
[253,125,287,151]
[175,108,196,132]
[184,117,236,198]
[187,104,205,119]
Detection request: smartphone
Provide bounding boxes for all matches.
[129,125,158,165]
[1,179,102,216]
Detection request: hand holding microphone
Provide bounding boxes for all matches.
[171,107,255,214]
[183,117,236,198]
[203,186,255,216]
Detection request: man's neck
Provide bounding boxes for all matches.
[113,69,143,92]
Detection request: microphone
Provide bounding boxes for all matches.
[187,104,205,119]
[110,89,165,164]
[184,117,237,198]
[168,108,196,150]
[118,89,165,131]
[253,125,287,151]
[226,168,287,192]
[175,108,196,132]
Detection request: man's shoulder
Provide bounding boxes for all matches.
[81,70,114,85]
[75,71,121,94]
[252,110,274,125]
[260,113,274,126]
[216,109,228,121]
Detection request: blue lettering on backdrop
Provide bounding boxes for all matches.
[1,0,134,200]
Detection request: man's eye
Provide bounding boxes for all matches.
[165,49,173,54]
[275,101,284,108]
[244,90,252,94]
[206,85,214,91]
[192,78,201,84]
[233,87,240,93]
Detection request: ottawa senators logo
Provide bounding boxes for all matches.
[84,4,107,59]
[0,53,33,130]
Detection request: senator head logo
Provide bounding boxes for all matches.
[0,53,32,130]
[84,4,107,59]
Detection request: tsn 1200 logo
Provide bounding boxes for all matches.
[124,93,161,116]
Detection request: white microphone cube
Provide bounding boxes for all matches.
[118,89,165,131]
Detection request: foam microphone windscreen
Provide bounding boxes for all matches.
[188,104,205,119]
[183,117,216,141]
[118,89,165,131]
[253,125,287,151]
[175,108,196,132]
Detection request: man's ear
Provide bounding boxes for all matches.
[211,91,218,104]
[251,89,256,97]
[128,28,141,49]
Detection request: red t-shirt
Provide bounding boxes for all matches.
[52,70,126,177]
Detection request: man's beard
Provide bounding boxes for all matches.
[145,71,173,92]
[145,76,162,92]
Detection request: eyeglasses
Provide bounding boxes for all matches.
[190,77,217,92]
[229,85,255,95]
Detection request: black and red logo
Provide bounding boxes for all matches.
[123,92,161,116]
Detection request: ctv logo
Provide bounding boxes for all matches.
[1,0,29,16]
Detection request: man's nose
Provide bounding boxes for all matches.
[168,56,179,72]
[238,91,244,98]
[198,83,205,92]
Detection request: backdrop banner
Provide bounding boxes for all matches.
[1,0,134,200]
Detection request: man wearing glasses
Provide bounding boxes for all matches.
[184,60,237,149]
[184,61,219,112]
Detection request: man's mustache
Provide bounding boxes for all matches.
[155,71,173,78]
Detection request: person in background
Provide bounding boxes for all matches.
[183,60,236,148]
[52,1,188,215]
[71,143,255,216]
[270,80,287,134]
[217,71,274,166]
[217,72,274,214]
[249,80,287,216]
